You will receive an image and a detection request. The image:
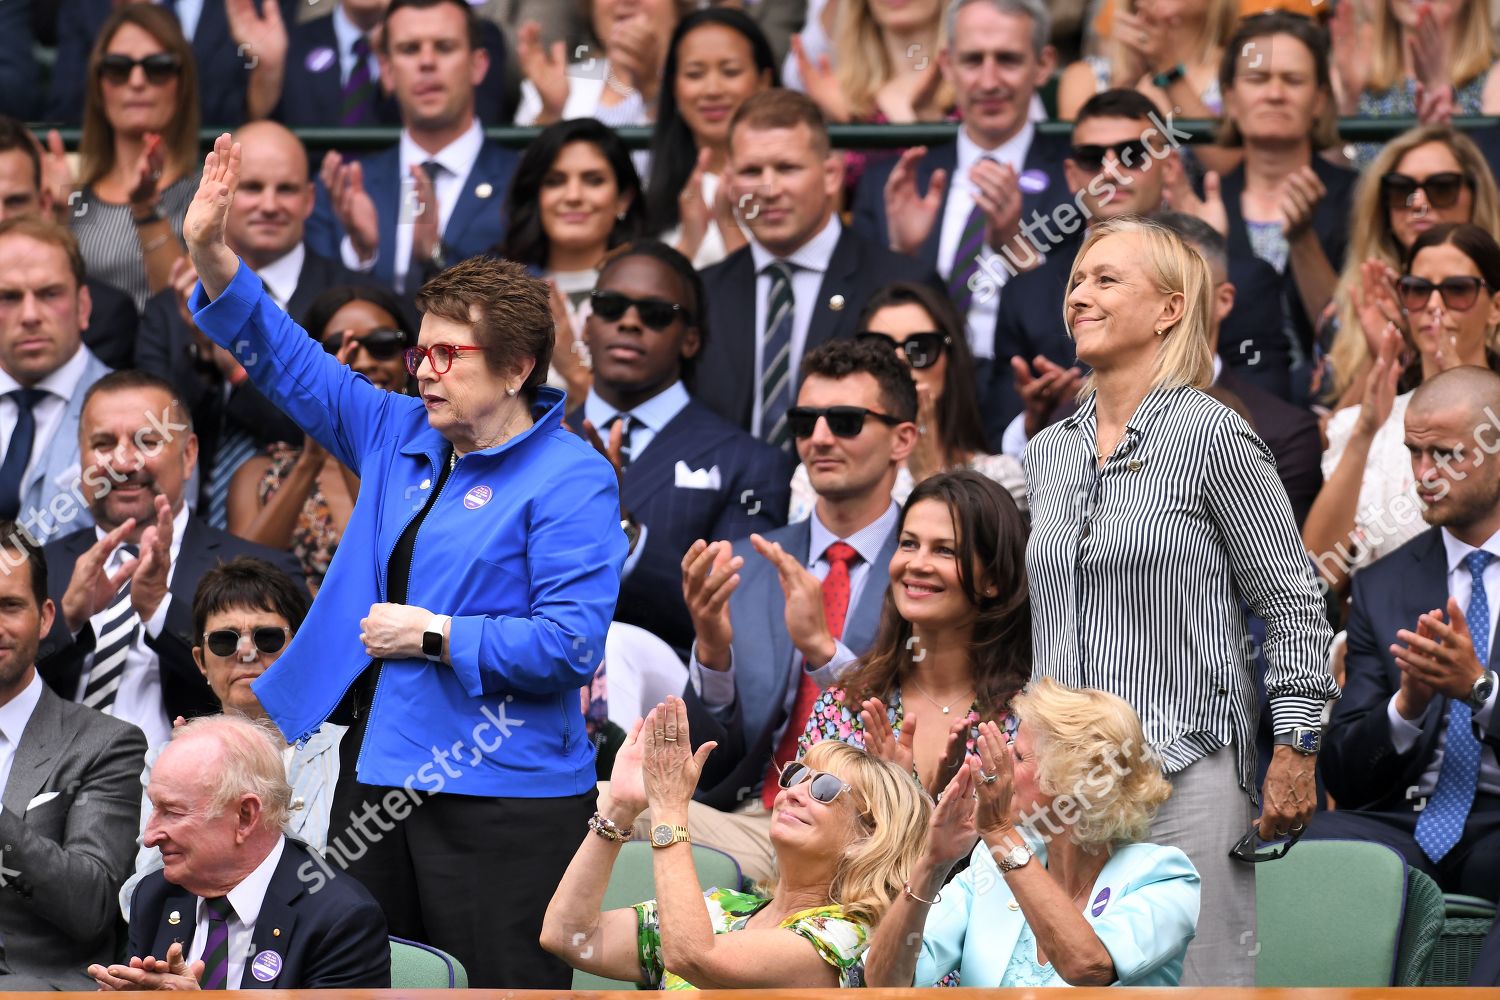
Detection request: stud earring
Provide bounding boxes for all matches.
[506,386,518,397]
[617,210,627,221]
[1155,327,1166,336]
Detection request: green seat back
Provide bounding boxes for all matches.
[389,937,469,989]
[1396,867,1446,985]
[1427,894,1498,986]
[571,842,743,991]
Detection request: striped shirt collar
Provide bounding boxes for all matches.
[808,500,900,568]
[1062,384,1186,437]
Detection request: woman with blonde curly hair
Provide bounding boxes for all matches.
[865,679,1200,987]
[542,696,932,988]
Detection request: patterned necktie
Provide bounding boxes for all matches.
[1414,549,1490,862]
[0,388,47,520]
[198,895,234,990]
[205,425,255,531]
[82,544,140,714]
[947,157,997,315]
[760,261,795,450]
[608,413,635,470]
[341,35,376,126]
[762,541,859,808]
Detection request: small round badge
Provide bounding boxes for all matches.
[475,182,494,199]
[305,46,336,74]
[250,950,282,983]
[1018,169,1050,195]
[1091,887,1111,917]
[829,294,846,312]
[463,485,493,510]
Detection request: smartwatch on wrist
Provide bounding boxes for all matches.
[422,615,449,661]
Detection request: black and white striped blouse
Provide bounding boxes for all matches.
[71,176,196,312]
[1025,384,1339,796]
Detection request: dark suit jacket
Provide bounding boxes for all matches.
[0,0,37,120]
[1217,367,1321,527]
[565,397,795,653]
[1322,528,1500,811]
[48,0,300,126]
[36,517,310,722]
[1471,125,1500,195]
[0,683,146,989]
[684,516,898,810]
[1474,917,1500,986]
[304,138,519,291]
[276,12,511,127]
[84,277,140,372]
[128,838,390,989]
[850,131,1074,274]
[696,229,942,432]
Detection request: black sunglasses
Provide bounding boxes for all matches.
[776,761,852,804]
[1396,275,1489,312]
[1228,822,1304,864]
[1070,139,1153,173]
[590,290,689,331]
[856,331,951,370]
[787,406,904,439]
[99,53,183,86]
[203,626,291,658]
[1380,171,1471,211]
[324,328,407,361]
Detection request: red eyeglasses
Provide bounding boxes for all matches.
[404,344,485,377]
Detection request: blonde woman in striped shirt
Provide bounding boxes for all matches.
[1023,214,1338,987]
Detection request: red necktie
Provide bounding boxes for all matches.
[762,541,858,808]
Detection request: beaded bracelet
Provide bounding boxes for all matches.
[902,880,941,905]
[588,811,631,843]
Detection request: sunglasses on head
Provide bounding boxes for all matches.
[203,626,291,658]
[99,52,183,86]
[1396,275,1489,312]
[787,406,904,439]
[590,290,689,331]
[856,331,950,370]
[776,761,852,804]
[1070,139,1153,173]
[324,328,407,361]
[1380,171,1471,211]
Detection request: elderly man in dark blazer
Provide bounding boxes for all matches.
[0,523,147,990]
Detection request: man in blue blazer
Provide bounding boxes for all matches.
[698,90,940,443]
[92,716,389,990]
[305,0,519,294]
[1313,367,1500,899]
[566,242,794,655]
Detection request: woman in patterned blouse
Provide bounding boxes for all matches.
[542,695,931,989]
[799,470,1031,798]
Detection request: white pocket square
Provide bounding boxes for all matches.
[25,791,59,811]
[674,462,722,490]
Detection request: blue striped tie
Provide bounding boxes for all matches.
[205,428,256,531]
[1414,549,1490,861]
[761,261,795,449]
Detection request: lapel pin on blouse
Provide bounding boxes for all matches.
[829,294,845,312]
[168,910,181,925]
[1127,458,1144,472]
[475,182,494,200]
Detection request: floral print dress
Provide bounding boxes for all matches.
[633,887,868,990]
[797,684,1016,763]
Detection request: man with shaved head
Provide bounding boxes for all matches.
[1314,365,1500,902]
[91,715,388,990]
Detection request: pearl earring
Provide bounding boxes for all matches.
[1155,327,1166,336]
[506,386,518,397]
[617,210,627,221]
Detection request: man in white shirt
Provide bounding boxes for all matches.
[89,715,388,990]
[0,218,114,544]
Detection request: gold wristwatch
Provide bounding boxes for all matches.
[649,823,690,848]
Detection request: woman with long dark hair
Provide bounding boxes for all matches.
[788,282,1027,521]
[798,470,1031,798]
[645,8,776,267]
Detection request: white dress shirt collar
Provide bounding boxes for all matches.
[0,670,43,752]
[214,834,285,932]
[1441,526,1500,577]
[252,244,306,312]
[331,4,376,74]
[583,380,690,436]
[0,342,93,400]
[95,505,191,565]
[749,213,843,276]
[957,120,1035,176]
[399,118,484,187]
[808,499,901,569]
[192,835,286,989]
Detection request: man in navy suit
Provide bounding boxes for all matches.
[851,0,1070,378]
[90,715,389,990]
[566,241,794,655]
[306,0,519,294]
[626,340,917,882]
[1312,366,1500,900]
[698,89,939,445]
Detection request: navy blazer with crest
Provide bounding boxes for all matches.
[565,397,795,654]
[127,839,389,989]
[684,514,899,811]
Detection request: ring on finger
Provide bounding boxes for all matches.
[978,769,999,784]
[663,736,678,742]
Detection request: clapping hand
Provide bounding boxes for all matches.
[60,519,141,634]
[130,494,174,623]
[750,533,836,667]
[682,540,739,669]
[1349,258,1403,359]
[1393,597,1489,705]
[642,696,715,817]
[1279,166,1326,241]
[1408,1,1454,100]
[608,14,663,103]
[182,133,241,300]
[970,158,1023,255]
[319,151,379,263]
[927,763,981,868]
[516,21,570,123]
[973,721,1015,837]
[1164,158,1228,237]
[1355,323,1403,438]
[88,940,204,990]
[127,133,167,213]
[790,33,849,123]
[1012,355,1083,439]
[408,163,442,268]
[860,698,969,798]
[606,717,649,821]
[883,147,946,255]
[34,129,76,223]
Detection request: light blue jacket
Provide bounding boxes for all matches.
[912,840,1200,988]
[191,262,626,796]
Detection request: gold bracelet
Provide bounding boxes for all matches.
[902,880,941,905]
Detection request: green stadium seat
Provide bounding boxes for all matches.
[1426,894,1498,987]
[389,936,468,988]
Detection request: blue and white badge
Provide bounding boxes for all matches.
[1091,887,1111,917]
[463,484,493,510]
[250,950,282,982]
[305,46,336,74]
[1018,169,1050,195]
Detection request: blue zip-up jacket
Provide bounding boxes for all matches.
[190,261,626,797]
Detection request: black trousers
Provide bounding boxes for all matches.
[1303,793,1500,900]
[329,714,596,988]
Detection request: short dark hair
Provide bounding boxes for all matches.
[0,116,40,190]
[799,338,918,422]
[416,257,553,404]
[192,557,310,641]
[81,369,192,432]
[301,283,419,345]
[381,0,481,51]
[1072,88,1162,130]
[597,239,707,388]
[0,521,46,608]
[1406,222,1500,288]
[730,89,830,157]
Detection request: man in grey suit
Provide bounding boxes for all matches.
[0,521,148,989]
[622,340,916,882]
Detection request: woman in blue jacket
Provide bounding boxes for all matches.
[182,134,627,988]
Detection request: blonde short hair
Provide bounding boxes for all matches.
[172,715,293,832]
[797,740,932,926]
[1012,678,1172,850]
[1067,215,1215,397]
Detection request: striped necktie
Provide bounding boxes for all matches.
[205,426,255,531]
[341,35,377,127]
[198,895,234,990]
[761,261,795,449]
[609,413,635,470]
[81,544,139,714]
[947,156,997,315]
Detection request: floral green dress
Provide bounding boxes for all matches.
[633,887,868,990]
